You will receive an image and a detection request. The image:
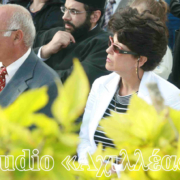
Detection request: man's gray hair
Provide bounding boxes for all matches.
[3,4,36,47]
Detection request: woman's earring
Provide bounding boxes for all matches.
[136,57,141,80]
[136,58,140,74]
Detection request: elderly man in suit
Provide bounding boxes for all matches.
[0,4,61,117]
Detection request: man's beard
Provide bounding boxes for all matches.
[64,16,91,39]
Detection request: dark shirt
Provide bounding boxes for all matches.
[34,26,111,86]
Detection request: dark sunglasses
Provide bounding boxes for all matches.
[108,36,139,56]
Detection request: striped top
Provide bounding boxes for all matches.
[94,91,133,150]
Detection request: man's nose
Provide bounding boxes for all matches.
[62,10,71,21]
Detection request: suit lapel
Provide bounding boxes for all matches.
[0,50,38,107]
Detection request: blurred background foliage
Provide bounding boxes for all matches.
[0,59,179,180]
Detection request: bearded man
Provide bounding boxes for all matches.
[34,0,111,86]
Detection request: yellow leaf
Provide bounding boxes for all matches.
[28,114,59,137]
[100,112,142,150]
[52,59,90,127]
[2,87,48,125]
[59,133,79,147]
[100,95,173,151]
[169,108,180,132]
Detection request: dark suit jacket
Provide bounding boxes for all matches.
[0,50,61,117]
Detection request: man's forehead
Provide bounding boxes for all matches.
[0,8,11,26]
[0,7,13,19]
[65,0,84,9]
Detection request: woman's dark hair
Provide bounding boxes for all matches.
[108,7,167,71]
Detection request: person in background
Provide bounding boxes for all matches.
[33,0,111,87]
[130,0,173,80]
[168,0,180,88]
[78,6,180,169]
[102,0,133,30]
[170,0,180,17]
[165,0,180,50]
[8,0,29,7]
[0,4,61,117]
[9,0,64,33]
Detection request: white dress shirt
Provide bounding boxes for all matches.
[0,48,31,85]
[153,46,173,80]
[37,47,47,61]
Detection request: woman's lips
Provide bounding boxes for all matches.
[106,58,112,63]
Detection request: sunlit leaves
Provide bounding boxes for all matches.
[0,58,179,180]
[100,93,180,180]
[0,59,89,180]
[2,87,49,126]
[52,58,90,129]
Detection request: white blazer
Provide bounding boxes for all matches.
[78,71,180,163]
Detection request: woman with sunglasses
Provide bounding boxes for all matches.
[78,7,180,166]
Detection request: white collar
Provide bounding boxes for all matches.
[5,48,31,84]
[91,24,98,31]
[105,71,151,98]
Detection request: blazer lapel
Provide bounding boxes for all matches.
[89,73,120,144]
[0,50,37,107]
[89,71,153,146]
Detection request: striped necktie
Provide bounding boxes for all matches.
[0,66,7,92]
[103,0,116,28]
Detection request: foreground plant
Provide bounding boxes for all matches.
[0,59,179,180]
[0,59,89,180]
[100,85,180,180]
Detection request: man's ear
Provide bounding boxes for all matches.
[138,56,147,68]
[12,30,24,45]
[90,10,101,24]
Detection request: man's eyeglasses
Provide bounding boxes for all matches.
[108,36,139,56]
[0,29,19,32]
[61,6,87,16]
